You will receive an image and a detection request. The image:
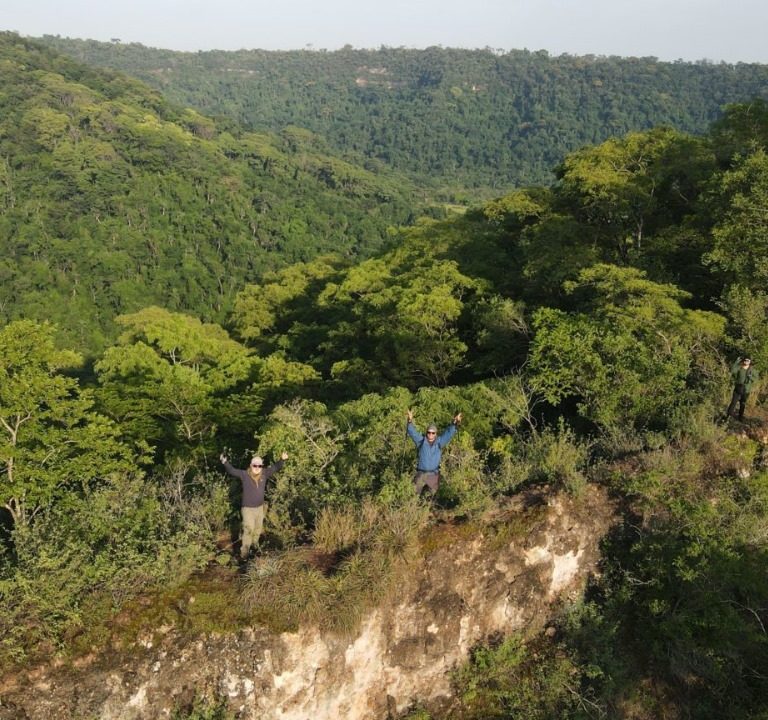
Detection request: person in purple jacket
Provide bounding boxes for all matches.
[406,409,462,496]
[220,450,288,559]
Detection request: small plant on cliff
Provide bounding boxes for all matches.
[449,634,591,719]
[172,696,235,720]
[526,420,591,496]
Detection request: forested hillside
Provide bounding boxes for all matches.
[37,36,768,192]
[4,32,768,719]
[0,33,419,352]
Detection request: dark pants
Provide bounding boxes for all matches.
[414,471,439,495]
[727,384,748,419]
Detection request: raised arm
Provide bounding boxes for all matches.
[263,452,289,480]
[406,409,423,445]
[438,413,461,446]
[220,453,241,478]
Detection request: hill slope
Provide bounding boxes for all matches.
[36,38,768,192]
[0,33,417,351]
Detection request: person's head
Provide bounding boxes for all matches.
[249,456,264,475]
[426,424,438,442]
[742,357,752,368]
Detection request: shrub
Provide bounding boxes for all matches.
[172,696,235,720]
[449,634,587,720]
[0,469,224,664]
[435,440,493,513]
[526,420,591,496]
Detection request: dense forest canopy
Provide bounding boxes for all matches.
[4,33,768,719]
[37,36,768,193]
[0,33,421,352]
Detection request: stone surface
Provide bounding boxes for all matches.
[0,485,615,719]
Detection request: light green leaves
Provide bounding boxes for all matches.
[0,320,131,526]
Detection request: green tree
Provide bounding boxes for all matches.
[710,99,768,164]
[529,264,725,432]
[556,128,715,263]
[0,320,132,528]
[95,307,252,452]
[706,150,768,289]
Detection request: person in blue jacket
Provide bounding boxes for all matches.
[406,409,462,495]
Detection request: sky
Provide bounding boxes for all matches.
[3,0,767,64]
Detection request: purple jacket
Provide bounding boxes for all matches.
[223,459,284,507]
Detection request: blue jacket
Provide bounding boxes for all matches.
[406,421,458,472]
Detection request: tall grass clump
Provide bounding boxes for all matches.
[241,496,429,634]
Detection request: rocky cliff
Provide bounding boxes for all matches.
[0,485,615,719]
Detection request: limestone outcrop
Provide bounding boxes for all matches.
[0,485,615,720]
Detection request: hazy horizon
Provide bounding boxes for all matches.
[3,0,767,64]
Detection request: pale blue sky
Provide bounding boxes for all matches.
[3,0,766,63]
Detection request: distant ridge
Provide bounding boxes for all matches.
[36,36,768,190]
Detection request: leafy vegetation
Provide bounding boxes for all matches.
[0,33,418,353]
[36,37,768,193]
[4,35,768,719]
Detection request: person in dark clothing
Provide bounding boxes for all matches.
[220,451,288,559]
[406,409,462,495]
[726,357,758,421]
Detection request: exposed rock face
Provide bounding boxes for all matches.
[1,486,615,720]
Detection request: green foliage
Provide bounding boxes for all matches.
[232,258,343,344]
[254,399,346,546]
[0,320,133,528]
[470,296,529,375]
[0,468,224,664]
[450,635,584,720]
[719,284,768,372]
[606,478,768,717]
[172,697,235,720]
[4,36,768,720]
[331,387,414,496]
[525,420,590,496]
[40,38,768,192]
[710,98,768,163]
[529,264,726,434]
[706,150,768,289]
[556,128,716,264]
[95,307,252,453]
[230,233,483,391]
[0,34,417,353]
[321,254,480,389]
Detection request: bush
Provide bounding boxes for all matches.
[435,440,493,513]
[526,420,591,496]
[0,469,224,664]
[449,634,588,720]
[172,697,235,720]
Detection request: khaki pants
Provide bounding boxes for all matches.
[241,505,265,558]
[413,471,439,495]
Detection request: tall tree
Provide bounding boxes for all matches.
[95,307,253,452]
[0,321,131,528]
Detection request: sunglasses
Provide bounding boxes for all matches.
[251,463,263,468]
[426,431,437,435]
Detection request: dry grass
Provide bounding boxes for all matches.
[242,497,429,634]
